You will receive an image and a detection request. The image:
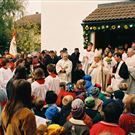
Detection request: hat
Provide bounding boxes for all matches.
[94,50,102,58]
[66,82,74,92]
[90,87,100,97]
[47,124,64,135]
[46,91,57,104]
[94,83,101,90]
[85,96,95,108]
[62,95,73,106]
[63,48,68,51]
[71,98,85,119]
[45,106,59,121]
[114,90,124,100]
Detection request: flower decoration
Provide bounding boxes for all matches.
[124,25,128,29]
[111,25,116,30]
[93,26,97,30]
[85,25,89,30]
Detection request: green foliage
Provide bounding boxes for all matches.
[15,22,41,53]
[0,0,25,53]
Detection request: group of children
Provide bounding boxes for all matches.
[0,51,135,135]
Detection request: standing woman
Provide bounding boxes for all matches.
[1,79,37,135]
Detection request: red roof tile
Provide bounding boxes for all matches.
[83,2,135,22]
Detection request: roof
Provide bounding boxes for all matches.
[83,2,135,23]
[16,13,41,25]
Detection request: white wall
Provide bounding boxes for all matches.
[41,1,124,55]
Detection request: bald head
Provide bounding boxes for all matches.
[127,48,135,57]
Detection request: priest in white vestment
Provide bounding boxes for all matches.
[56,52,72,83]
[88,51,109,88]
[124,48,135,93]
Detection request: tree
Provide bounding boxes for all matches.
[0,0,25,54]
[15,21,41,53]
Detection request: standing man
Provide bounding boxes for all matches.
[56,52,72,83]
[88,51,109,87]
[111,53,129,91]
[124,48,135,93]
[70,48,80,70]
[82,42,94,74]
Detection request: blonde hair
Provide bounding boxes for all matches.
[75,79,85,89]
[119,83,128,90]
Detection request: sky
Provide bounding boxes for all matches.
[26,0,126,55]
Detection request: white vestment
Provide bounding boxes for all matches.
[45,75,60,95]
[0,67,13,91]
[124,55,135,93]
[88,61,109,86]
[111,61,124,91]
[31,80,48,101]
[56,59,72,83]
[82,50,95,74]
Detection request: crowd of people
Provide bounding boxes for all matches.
[0,42,135,135]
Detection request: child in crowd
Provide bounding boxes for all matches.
[57,82,76,107]
[45,64,60,95]
[0,58,13,90]
[32,97,44,118]
[45,105,60,124]
[64,99,92,135]
[37,124,64,135]
[119,95,135,134]
[85,96,103,124]
[74,79,86,101]
[31,68,48,101]
[59,95,73,126]
[42,91,60,115]
[90,99,125,135]
[114,90,125,111]
[90,87,103,112]
[83,75,93,95]
[72,62,85,83]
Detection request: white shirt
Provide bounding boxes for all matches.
[31,80,48,101]
[0,67,13,91]
[45,75,60,95]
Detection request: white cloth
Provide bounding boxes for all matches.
[122,52,128,62]
[45,75,60,95]
[82,50,95,74]
[56,59,72,83]
[111,61,124,91]
[124,55,135,93]
[31,81,48,101]
[88,61,109,86]
[125,54,135,69]
[0,67,13,91]
[35,115,48,127]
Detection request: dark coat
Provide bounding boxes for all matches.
[64,117,89,135]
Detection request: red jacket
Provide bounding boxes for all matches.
[90,121,126,135]
[56,89,76,106]
[119,113,135,134]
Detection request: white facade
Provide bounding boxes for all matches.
[41,1,124,55]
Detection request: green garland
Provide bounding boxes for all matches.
[82,23,134,49]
